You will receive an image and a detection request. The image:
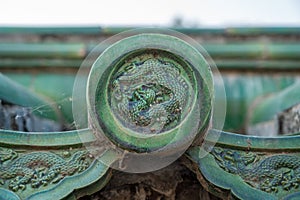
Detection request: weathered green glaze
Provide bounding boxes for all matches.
[1,42,300,66]
[0,128,111,200]
[0,72,110,200]
[187,129,300,199]
[87,33,213,152]
[3,73,78,124]
[1,26,300,35]
[249,82,300,125]
[3,72,297,132]
[0,74,59,121]
[1,27,300,200]
[222,74,296,131]
[0,43,85,59]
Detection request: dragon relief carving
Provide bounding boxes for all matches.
[210,147,300,193]
[111,57,191,134]
[0,147,92,192]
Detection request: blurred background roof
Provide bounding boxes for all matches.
[0,0,299,27]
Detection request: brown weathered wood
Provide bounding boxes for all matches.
[79,158,220,200]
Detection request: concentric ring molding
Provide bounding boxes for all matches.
[87,33,213,153]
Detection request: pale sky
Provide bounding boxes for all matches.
[0,0,299,27]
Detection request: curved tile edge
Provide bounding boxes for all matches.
[186,130,300,200]
[0,129,111,200]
